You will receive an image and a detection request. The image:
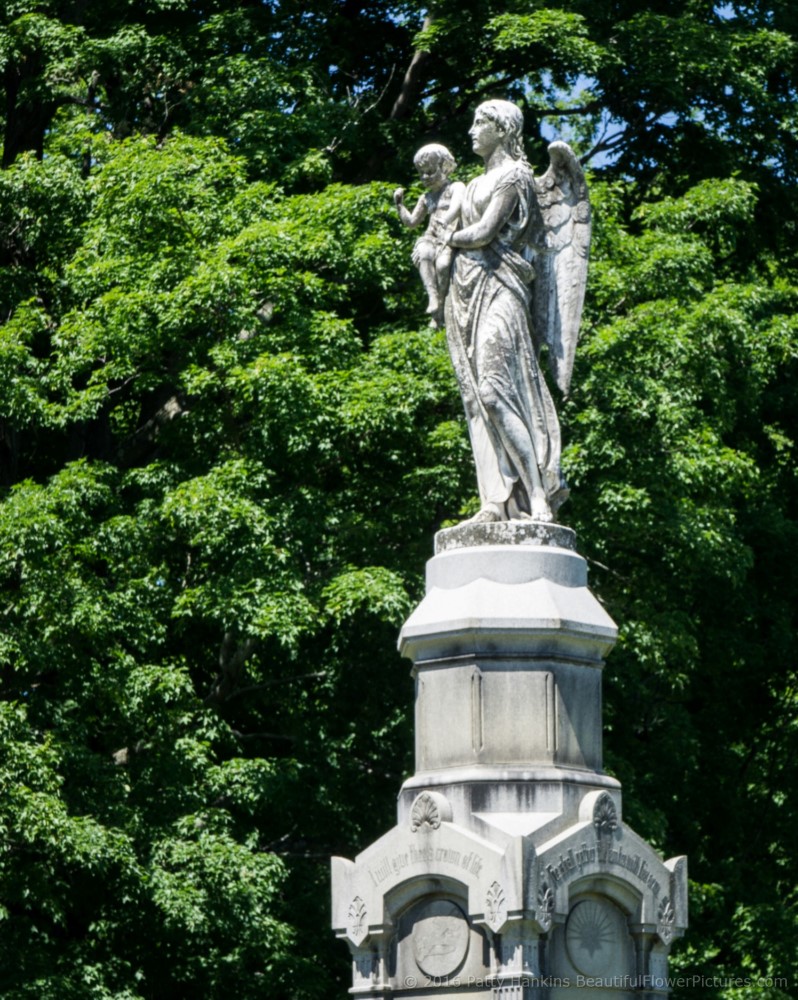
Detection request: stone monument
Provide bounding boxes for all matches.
[331,101,687,998]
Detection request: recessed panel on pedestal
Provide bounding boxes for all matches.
[392,893,492,997]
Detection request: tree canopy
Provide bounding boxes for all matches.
[0,2,796,998]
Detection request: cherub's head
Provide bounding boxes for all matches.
[413,144,457,192]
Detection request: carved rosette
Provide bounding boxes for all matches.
[485,880,506,932]
[593,793,619,835]
[409,791,452,832]
[657,896,675,946]
[565,899,621,978]
[347,895,368,946]
[536,881,555,932]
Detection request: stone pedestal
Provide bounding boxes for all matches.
[332,523,687,998]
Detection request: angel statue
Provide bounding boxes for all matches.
[439,99,590,524]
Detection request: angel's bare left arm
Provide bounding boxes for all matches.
[448,185,516,250]
[439,181,466,229]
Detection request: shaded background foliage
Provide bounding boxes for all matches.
[0,1,796,997]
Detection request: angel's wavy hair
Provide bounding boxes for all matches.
[476,100,528,163]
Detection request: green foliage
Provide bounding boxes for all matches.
[0,1,795,998]
[490,10,613,81]
[0,112,472,996]
[565,177,798,999]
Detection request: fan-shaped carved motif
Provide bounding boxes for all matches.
[592,792,619,834]
[410,792,441,832]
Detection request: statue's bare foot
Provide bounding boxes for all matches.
[466,503,504,524]
[530,490,553,522]
[429,306,445,330]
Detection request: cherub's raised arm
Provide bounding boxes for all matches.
[449,183,516,249]
[393,189,427,229]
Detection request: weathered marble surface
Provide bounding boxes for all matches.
[400,100,590,526]
[332,525,687,997]
[436,520,576,554]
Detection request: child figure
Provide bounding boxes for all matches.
[394,144,465,328]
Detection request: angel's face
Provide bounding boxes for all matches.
[469,111,504,157]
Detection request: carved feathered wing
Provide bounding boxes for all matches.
[530,141,590,398]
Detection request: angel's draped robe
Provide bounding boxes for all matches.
[445,160,568,515]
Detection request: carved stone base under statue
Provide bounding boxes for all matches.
[332,523,687,998]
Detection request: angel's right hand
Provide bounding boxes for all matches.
[393,188,405,206]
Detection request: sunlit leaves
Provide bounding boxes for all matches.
[560,172,798,999]
[0,4,796,996]
[490,10,613,82]
[323,566,411,626]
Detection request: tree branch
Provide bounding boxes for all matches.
[582,128,628,164]
[204,632,257,705]
[389,15,434,120]
[537,102,602,118]
[222,672,327,704]
[231,729,295,743]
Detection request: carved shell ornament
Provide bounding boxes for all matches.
[410,792,441,832]
[409,791,452,832]
[592,793,619,835]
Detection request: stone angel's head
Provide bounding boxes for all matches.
[471,100,526,161]
[413,144,457,191]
